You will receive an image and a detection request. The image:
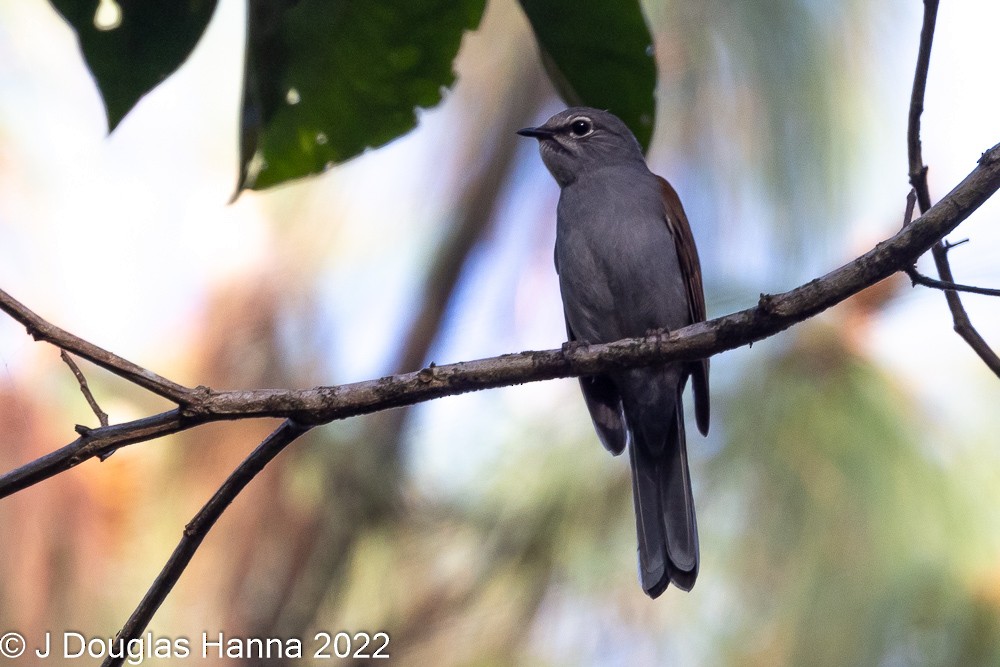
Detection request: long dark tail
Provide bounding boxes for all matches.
[627,393,699,597]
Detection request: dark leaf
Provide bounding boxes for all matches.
[236,0,487,195]
[49,0,218,131]
[517,0,656,151]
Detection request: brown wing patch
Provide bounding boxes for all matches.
[657,176,711,435]
[657,176,705,325]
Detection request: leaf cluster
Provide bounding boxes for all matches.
[49,0,657,196]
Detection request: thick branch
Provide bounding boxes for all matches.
[3,140,999,499]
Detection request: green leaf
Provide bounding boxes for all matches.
[517,0,656,151]
[49,0,219,131]
[236,0,487,194]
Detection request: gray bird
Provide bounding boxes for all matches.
[518,107,710,597]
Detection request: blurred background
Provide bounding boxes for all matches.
[2,0,1000,664]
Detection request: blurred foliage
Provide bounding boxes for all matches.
[711,318,1000,666]
[646,0,876,280]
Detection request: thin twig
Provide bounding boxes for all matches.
[3,142,1000,499]
[101,419,312,667]
[930,240,1000,375]
[905,269,1000,298]
[59,350,110,427]
[907,0,938,211]
[905,0,1000,376]
[901,194,1000,296]
[0,288,194,403]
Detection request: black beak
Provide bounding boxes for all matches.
[517,126,555,139]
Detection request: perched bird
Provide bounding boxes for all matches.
[518,108,710,597]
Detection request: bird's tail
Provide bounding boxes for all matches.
[627,394,699,597]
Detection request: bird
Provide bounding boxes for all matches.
[518,107,710,598]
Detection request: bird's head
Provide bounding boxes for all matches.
[518,107,646,186]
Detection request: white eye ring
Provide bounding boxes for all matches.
[569,117,593,137]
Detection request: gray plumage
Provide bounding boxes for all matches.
[519,107,710,598]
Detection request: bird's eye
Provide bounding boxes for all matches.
[569,119,592,137]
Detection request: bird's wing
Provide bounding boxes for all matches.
[566,319,628,455]
[657,176,710,436]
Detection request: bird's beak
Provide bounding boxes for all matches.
[517,126,555,139]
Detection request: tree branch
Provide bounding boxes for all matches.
[905,0,1000,376]
[3,139,1000,500]
[101,419,313,667]
[0,288,194,403]
[0,410,193,499]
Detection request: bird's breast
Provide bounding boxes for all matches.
[555,174,690,344]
